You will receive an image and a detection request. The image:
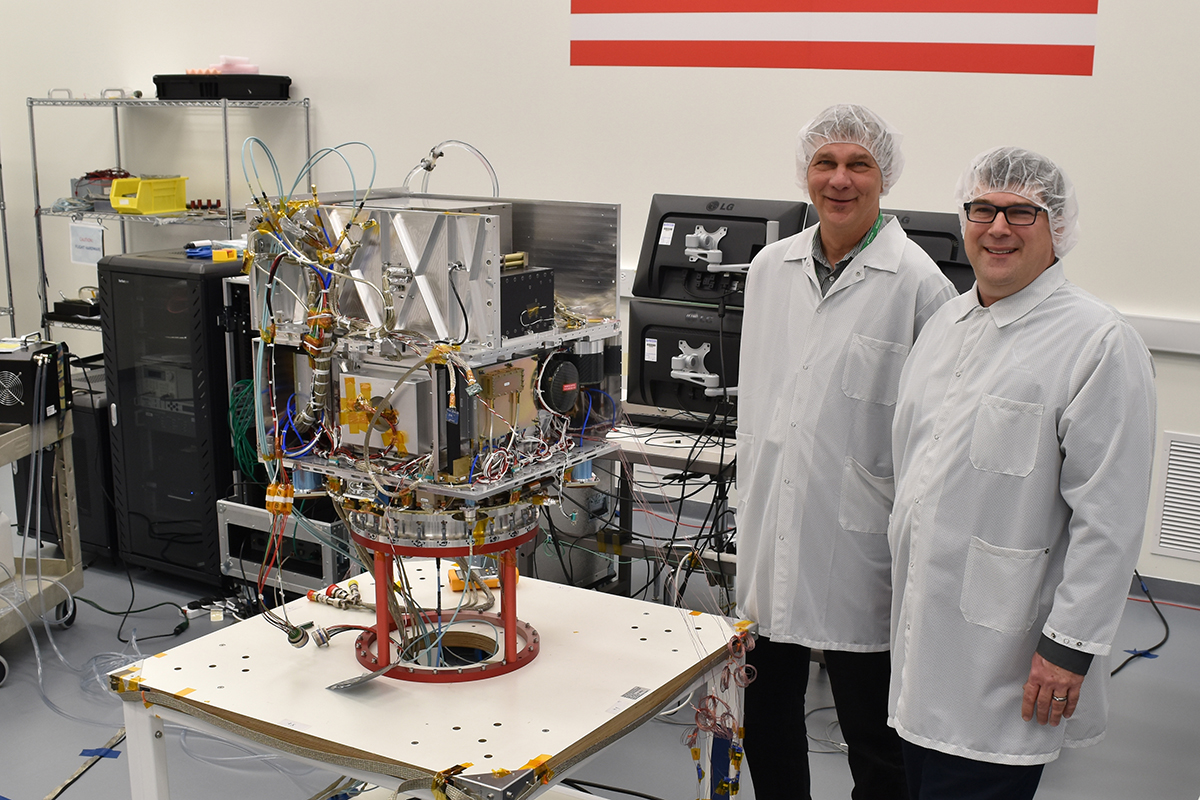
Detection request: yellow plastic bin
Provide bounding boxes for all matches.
[109,176,188,215]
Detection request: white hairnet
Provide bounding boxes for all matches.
[795,104,904,198]
[954,146,1080,258]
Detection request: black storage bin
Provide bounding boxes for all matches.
[153,74,291,100]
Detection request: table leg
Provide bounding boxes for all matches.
[123,700,170,800]
[616,461,633,595]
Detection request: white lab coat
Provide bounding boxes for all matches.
[735,218,956,650]
[888,263,1157,764]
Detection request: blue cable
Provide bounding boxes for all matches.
[282,394,320,457]
[580,391,593,445]
[588,388,618,428]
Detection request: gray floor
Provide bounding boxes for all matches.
[2,553,1199,800]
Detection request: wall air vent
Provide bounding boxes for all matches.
[1151,432,1200,562]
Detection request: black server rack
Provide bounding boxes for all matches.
[98,250,245,583]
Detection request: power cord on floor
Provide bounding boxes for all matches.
[74,596,185,618]
[1111,570,1169,676]
[91,562,191,643]
[805,705,848,755]
[73,594,190,641]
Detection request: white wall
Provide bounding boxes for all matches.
[1,1,1197,581]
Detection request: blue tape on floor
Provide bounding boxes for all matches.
[80,748,121,759]
[1124,649,1159,659]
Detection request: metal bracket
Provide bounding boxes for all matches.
[453,767,537,800]
[706,261,752,275]
[670,341,718,388]
[684,225,728,265]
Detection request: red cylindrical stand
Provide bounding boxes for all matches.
[350,527,541,682]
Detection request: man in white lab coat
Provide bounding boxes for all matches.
[887,147,1157,799]
[736,104,956,799]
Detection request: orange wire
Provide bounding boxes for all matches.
[1129,596,1200,612]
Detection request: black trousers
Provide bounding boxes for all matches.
[902,741,1045,800]
[744,636,908,800]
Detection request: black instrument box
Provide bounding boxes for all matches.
[153,74,291,100]
[500,267,555,339]
[0,341,72,426]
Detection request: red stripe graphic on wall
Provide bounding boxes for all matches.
[570,3,1098,76]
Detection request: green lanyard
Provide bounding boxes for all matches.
[858,213,885,253]
[815,213,886,294]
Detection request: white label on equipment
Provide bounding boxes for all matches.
[70,222,104,266]
[658,222,675,246]
[606,686,651,715]
[279,718,312,732]
[645,338,658,363]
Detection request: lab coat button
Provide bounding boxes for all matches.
[784,478,791,485]
[933,434,940,440]
[802,365,809,370]
[791,422,797,428]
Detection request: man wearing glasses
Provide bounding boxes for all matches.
[886,147,1157,799]
[736,104,955,799]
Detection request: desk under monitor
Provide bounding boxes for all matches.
[593,426,737,597]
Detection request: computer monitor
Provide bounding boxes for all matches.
[884,208,975,294]
[633,194,809,308]
[625,298,741,422]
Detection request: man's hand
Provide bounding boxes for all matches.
[1021,652,1086,726]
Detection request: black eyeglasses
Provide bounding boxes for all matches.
[963,202,1046,226]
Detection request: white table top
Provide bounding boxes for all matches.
[605,426,736,475]
[113,560,743,791]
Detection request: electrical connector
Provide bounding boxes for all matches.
[265,482,295,516]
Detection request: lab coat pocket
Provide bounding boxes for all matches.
[841,334,910,406]
[969,394,1044,477]
[960,536,1050,634]
[838,456,895,534]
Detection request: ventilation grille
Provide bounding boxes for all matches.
[1153,433,1200,561]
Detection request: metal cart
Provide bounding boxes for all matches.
[0,412,81,686]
